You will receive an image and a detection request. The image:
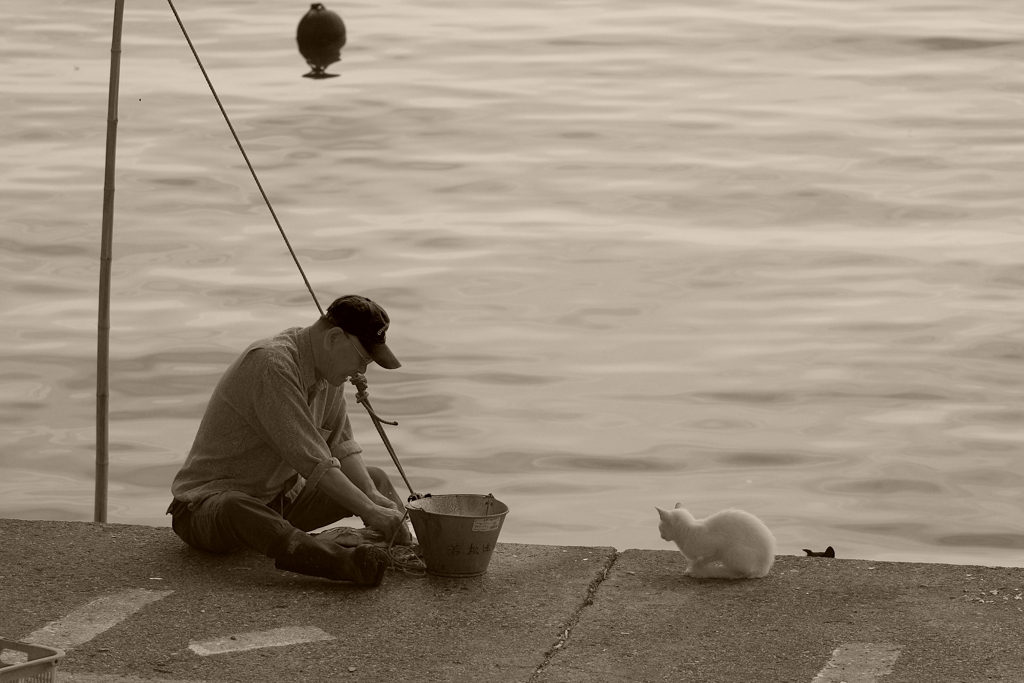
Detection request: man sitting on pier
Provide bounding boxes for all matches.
[167,294,409,586]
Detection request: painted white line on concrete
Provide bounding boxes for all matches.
[25,589,174,651]
[188,625,334,656]
[62,674,208,683]
[812,642,903,683]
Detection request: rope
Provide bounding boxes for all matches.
[347,376,427,573]
[349,374,423,500]
[384,509,426,576]
[165,0,323,316]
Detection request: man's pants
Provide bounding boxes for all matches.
[169,477,356,558]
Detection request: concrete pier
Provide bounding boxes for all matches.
[1,518,1021,682]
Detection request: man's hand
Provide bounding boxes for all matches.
[370,490,400,512]
[367,492,414,545]
[361,505,406,541]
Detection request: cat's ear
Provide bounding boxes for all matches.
[674,502,685,509]
[656,507,671,521]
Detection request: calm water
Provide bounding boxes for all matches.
[2,0,1024,567]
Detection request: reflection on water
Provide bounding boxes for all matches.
[2,0,1024,567]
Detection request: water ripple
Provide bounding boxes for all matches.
[2,0,1023,564]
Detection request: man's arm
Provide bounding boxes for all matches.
[315,465,404,536]
[337,452,398,509]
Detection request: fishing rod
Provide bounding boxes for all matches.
[167,1,426,498]
[165,1,426,501]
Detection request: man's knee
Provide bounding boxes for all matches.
[180,490,290,555]
[366,466,407,509]
[367,466,388,487]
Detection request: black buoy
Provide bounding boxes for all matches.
[296,3,346,79]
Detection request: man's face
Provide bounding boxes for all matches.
[322,328,373,386]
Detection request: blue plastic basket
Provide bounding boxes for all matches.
[0,640,63,683]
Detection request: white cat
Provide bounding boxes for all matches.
[656,503,776,579]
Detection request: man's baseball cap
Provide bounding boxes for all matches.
[324,295,401,369]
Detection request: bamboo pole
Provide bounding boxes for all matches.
[96,0,126,523]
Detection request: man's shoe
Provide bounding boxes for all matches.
[273,532,387,586]
[350,544,389,587]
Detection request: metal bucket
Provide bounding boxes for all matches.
[407,494,509,577]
